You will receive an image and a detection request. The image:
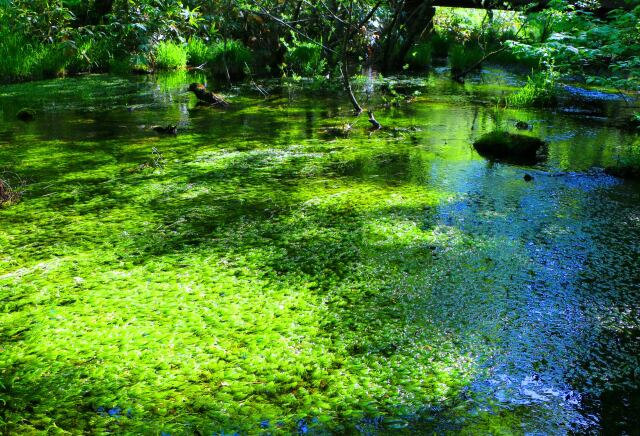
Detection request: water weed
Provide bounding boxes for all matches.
[1,74,640,435]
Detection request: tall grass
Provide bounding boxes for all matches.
[154,41,187,70]
[67,38,114,73]
[208,39,251,78]
[0,31,68,82]
[186,37,208,66]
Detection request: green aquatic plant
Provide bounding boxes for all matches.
[154,41,187,70]
[506,70,557,108]
[2,74,640,435]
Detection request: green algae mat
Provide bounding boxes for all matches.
[1,73,639,434]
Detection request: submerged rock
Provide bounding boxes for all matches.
[16,108,36,121]
[515,121,531,130]
[524,173,534,181]
[473,131,546,163]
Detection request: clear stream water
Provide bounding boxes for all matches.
[0,69,639,434]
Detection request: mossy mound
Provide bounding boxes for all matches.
[473,131,546,163]
[16,108,36,121]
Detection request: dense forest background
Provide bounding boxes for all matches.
[0,0,638,94]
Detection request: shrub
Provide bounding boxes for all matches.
[155,41,187,70]
[285,42,327,76]
[207,39,251,78]
[404,42,432,70]
[186,37,208,66]
[506,71,557,107]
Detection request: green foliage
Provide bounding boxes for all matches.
[509,5,640,90]
[154,41,187,70]
[284,42,327,77]
[404,43,432,70]
[186,37,208,66]
[506,70,558,107]
[0,76,486,434]
[430,33,450,58]
[207,39,251,78]
[449,44,484,75]
[433,7,522,45]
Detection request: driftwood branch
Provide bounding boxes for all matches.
[452,46,507,82]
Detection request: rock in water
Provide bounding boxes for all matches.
[152,125,178,135]
[17,108,36,121]
[515,121,531,130]
[188,83,229,107]
[524,173,533,181]
[473,131,546,164]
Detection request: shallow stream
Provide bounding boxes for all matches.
[1,69,639,434]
